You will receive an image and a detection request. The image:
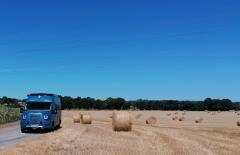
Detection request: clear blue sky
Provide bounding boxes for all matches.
[0,0,240,100]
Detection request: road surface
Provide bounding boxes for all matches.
[0,126,39,150]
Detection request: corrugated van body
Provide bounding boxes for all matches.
[20,93,61,132]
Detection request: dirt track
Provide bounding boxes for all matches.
[1,110,240,155]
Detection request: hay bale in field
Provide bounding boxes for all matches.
[81,114,92,124]
[130,106,135,111]
[172,116,178,120]
[211,112,216,115]
[175,112,178,115]
[112,111,132,131]
[237,119,240,126]
[237,112,240,116]
[178,117,185,121]
[73,114,81,123]
[195,117,203,123]
[167,113,172,116]
[146,116,157,125]
[135,113,142,119]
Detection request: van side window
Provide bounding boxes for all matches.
[51,104,56,111]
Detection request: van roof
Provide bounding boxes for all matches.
[28,93,56,96]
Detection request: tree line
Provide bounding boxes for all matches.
[60,96,240,111]
[1,96,240,111]
[0,96,20,108]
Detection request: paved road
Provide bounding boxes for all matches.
[0,126,39,149]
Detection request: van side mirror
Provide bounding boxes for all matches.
[52,109,57,114]
[20,107,24,113]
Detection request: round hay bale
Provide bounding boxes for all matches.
[81,114,92,124]
[178,117,185,121]
[195,117,203,123]
[146,116,157,125]
[237,119,240,126]
[135,113,142,119]
[172,116,178,120]
[73,114,81,123]
[130,106,135,111]
[167,113,172,116]
[237,113,240,116]
[112,111,132,131]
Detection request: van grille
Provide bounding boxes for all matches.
[30,114,41,125]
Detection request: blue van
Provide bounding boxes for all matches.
[20,93,61,133]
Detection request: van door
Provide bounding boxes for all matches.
[51,104,58,127]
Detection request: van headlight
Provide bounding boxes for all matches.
[22,115,27,120]
[43,115,49,120]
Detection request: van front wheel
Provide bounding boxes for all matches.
[21,129,27,133]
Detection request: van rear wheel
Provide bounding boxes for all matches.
[57,119,61,129]
[56,124,61,129]
[52,122,55,130]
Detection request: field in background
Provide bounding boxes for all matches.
[0,105,21,125]
[1,110,240,155]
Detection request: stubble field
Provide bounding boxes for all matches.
[1,110,240,155]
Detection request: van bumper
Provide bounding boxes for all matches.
[25,125,44,129]
[21,120,53,130]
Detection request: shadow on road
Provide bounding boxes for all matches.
[25,126,62,134]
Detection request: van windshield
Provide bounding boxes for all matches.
[27,102,52,110]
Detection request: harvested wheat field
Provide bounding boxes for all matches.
[1,110,240,155]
